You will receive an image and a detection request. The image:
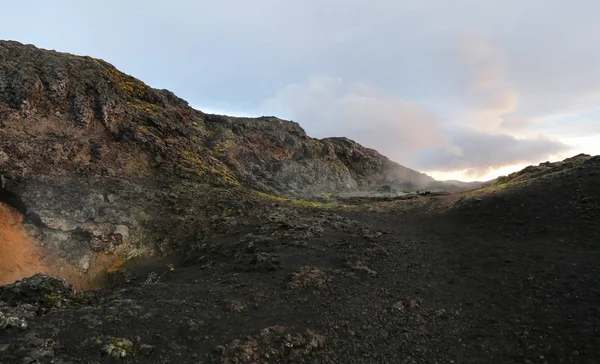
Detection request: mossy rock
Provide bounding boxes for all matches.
[0,274,76,309]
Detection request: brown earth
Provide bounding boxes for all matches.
[0,202,122,290]
[0,202,48,285]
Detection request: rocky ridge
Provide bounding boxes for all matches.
[0,40,438,279]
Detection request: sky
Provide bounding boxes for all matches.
[2,0,600,181]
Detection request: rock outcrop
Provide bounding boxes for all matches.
[0,40,433,194]
[0,40,433,282]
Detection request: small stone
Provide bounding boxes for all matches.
[408,299,420,309]
[90,228,104,237]
[102,337,134,358]
[250,253,280,271]
[139,344,154,355]
[0,312,27,330]
[78,255,91,270]
[114,225,130,239]
[0,150,8,165]
[106,194,117,203]
[287,267,329,290]
[187,319,204,332]
[0,274,75,309]
[391,301,405,312]
[224,299,247,313]
[88,193,105,205]
[39,215,74,231]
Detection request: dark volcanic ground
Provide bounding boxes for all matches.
[1,157,600,363]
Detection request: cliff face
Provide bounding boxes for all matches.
[0,40,433,281]
[0,40,433,195]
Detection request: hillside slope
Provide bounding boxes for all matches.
[0,154,597,363]
[0,40,434,281]
[0,40,433,195]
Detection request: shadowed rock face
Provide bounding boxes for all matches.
[0,40,434,281]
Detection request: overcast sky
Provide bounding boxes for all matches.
[2,0,599,180]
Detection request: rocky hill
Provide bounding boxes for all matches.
[0,40,438,284]
[439,153,600,234]
[491,153,593,185]
[0,40,433,195]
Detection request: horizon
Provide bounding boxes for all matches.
[2,1,600,181]
[191,104,588,183]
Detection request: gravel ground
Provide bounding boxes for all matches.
[1,158,599,363]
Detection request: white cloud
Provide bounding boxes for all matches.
[2,0,600,180]
[415,129,571,178]
[261,75,572,180]
[261,75,447,162]
[458,36,520,131]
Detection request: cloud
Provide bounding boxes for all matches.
[460,36,519,131]
[472,66,504,92]
[415,129,571,178]
[262,75,573,180]
[500,116,536,130]
[2,0,599,180]
[261,75,447,162]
